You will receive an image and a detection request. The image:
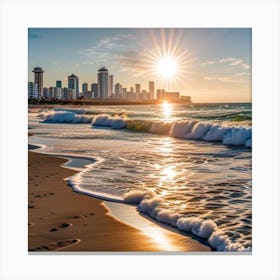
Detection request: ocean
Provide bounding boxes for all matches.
[28,103,252,252]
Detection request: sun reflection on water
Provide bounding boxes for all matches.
[161,101,173,120]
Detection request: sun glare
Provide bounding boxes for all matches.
[156,56,178,78]
[162,101,172,119]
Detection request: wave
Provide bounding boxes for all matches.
[122,190,249,251]
[92,115,252,147]
[66,180,249,251]
[39,111,252,147]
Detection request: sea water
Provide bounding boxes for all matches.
[28,103,252,252]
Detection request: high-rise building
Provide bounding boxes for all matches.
[108,75,113,98]
[97,66,108,99]
[28,82,38,99]
[82,83,88,94]
[114,83,122,99]
[122,87,128,99]
[149,81,155,100]
[68,74,79,99]
[32,67,44,98]
[56,80,62,88]
[62,87,74,99]
[43,87,49,99]
[91,83,98,98]
[135,84,141,99]
[130,86,134,93]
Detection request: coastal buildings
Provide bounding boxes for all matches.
[32,67,44,98]
[28,66,191,102]
[68,74,79,99]
[28,82,38,99]
[82,83,88,95]
[98,66,108,99]
[56,80,62,88]
[108,75,114,98]
[114,83,122,99]
[135,84,141,99]
[156,89,181,101]
[149,81,155,100]
[91,83,98,98]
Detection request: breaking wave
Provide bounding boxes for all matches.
[122,190,249,251]
[39,111,252,147]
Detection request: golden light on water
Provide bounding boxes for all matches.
[161,101,172,119]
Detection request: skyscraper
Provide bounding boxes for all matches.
[28,82,38,99]
[32,67,44,98]
[82,83,88,94]
[98,66,108,99]
[68,74,79,99]
[135,84,141,100]
[114,83,122,99]
[56,80,62,88]
[149,81,155,100]
[91,83,98,98]
[108,75,113,98]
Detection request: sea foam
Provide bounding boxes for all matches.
[39,110,252,147]
[123,189,247,251]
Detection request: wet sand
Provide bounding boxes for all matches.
[28,151,210,252]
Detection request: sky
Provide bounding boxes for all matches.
[28,28,251,103]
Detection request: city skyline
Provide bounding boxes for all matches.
[28,28,251,103]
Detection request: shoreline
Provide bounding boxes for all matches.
[28,150,210,252]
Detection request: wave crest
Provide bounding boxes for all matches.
[122,189,247,251]
[39,110,252,147]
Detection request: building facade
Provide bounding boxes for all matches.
[97,66,108,99]
[91,83,98,98]
[114,83,122,99]
[56,80,62,88]
[135,84,141,99]
[108,75,113,98]
[28,82,38,99]
[82,83,88,95]
[149,81,155,100]
[68,74,79,99]
[32,67,44,98]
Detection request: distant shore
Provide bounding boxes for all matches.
[28,99,192,106]
[28,150,210,252]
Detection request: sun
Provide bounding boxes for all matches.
[156,56,178,78]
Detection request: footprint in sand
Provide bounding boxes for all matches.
[49,223,72,232]
[69,213,95,219]
[29,238,80,251]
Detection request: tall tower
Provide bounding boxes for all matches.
[68,74,79,99]
[82,83,88,94]
[108,75,113,98]
[135,84,141,100]
[149,81,155,100]
[98,66,108,99]
[56,80,62,88]
[32,67,44,99]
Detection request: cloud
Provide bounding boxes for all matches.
[229,59,243,66]
[241,63,250,70]
[219,57,236,63]
[200,60,215,66]
[79,33,135,64]
[204,76,236,83]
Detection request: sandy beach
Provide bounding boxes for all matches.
[28,151,210,252]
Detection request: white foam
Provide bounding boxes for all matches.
[92,114,126,129]
[123,190,155,204]
[41,111,94,123]
[131,192,247,251]
[38,109,252,147]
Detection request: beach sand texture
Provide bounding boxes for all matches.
[28,151,210,252]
